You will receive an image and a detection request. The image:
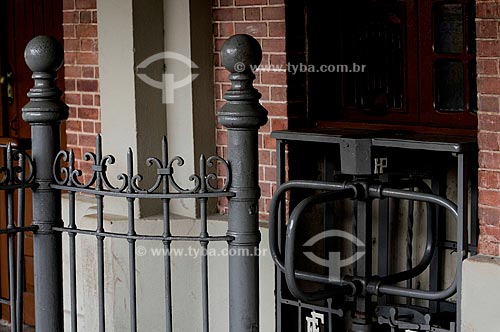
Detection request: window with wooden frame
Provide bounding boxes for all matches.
[306,0,477,133]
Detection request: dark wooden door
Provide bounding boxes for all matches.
[0,0,63,326]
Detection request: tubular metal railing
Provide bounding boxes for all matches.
[269,179,465,332]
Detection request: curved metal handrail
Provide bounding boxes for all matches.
[269,178,464,303]
[376,179,437,284]
[284,190,357,301]
[269,180,357,289]
[371,187,461,300]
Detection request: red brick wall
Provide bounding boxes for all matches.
[213,0,288,220]
[477,0,500,256]
[62,0,100,178]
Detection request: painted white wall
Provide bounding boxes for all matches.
[97,0,137,159]
[97,0,167,218]
[461,255,500,332]
[61,196,275,331]
[97,0,213,219]
[96,0,138,217]
[163,0,195,218]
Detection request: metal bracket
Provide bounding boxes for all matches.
[339,138,372,175]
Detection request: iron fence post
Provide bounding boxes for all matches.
[218,34,268,332]
[22,36,68,332]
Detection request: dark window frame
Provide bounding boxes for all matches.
[306,0,477,132]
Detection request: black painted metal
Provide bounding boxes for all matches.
[218,34,268,332]
[0,143,36,332]
[23,35,68,332]
[270,128,478,332]
[284,190,357,302]
[51,133,234,332]
[0,34,266,332]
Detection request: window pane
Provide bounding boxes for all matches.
[434,4,463,54]
[307,1,407,116]
[340,4,405,111]
[434,61,464,112]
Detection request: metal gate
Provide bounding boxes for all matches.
[268,130,478,332]
[0,34,266,332]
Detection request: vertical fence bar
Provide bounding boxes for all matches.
[69,190,78,332]
[97,195,105,332]
[67,147,78,332]
[456,153,468,330]
[22,36,68,332]
[16,152,26,332]
[199,155,209,332]
[275,139,286,332]
[218,34,268,332]
[95,136,106,332]
[200,196,209,332]
[7,145,17,332]
[406,192,414,301]
[161,137,173,332]
[352,198,373,330]
[163,200,173,332]
[127,149,137,332]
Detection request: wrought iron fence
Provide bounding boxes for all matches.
[0,142,37,332]
[51,134,234,332]
[0,33,266,332]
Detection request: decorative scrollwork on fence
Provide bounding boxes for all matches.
[0,144,35,189]
[52,135,231,195]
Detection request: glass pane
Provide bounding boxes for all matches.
[434,4,464,54]
[434,61,464,112]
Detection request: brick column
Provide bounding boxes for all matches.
[477,0,500,255]
[63,0,101,181]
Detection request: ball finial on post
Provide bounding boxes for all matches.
[24,36,64,73]
[218,34,267,129]
[221,34,262,74]
[22,35,68,124]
